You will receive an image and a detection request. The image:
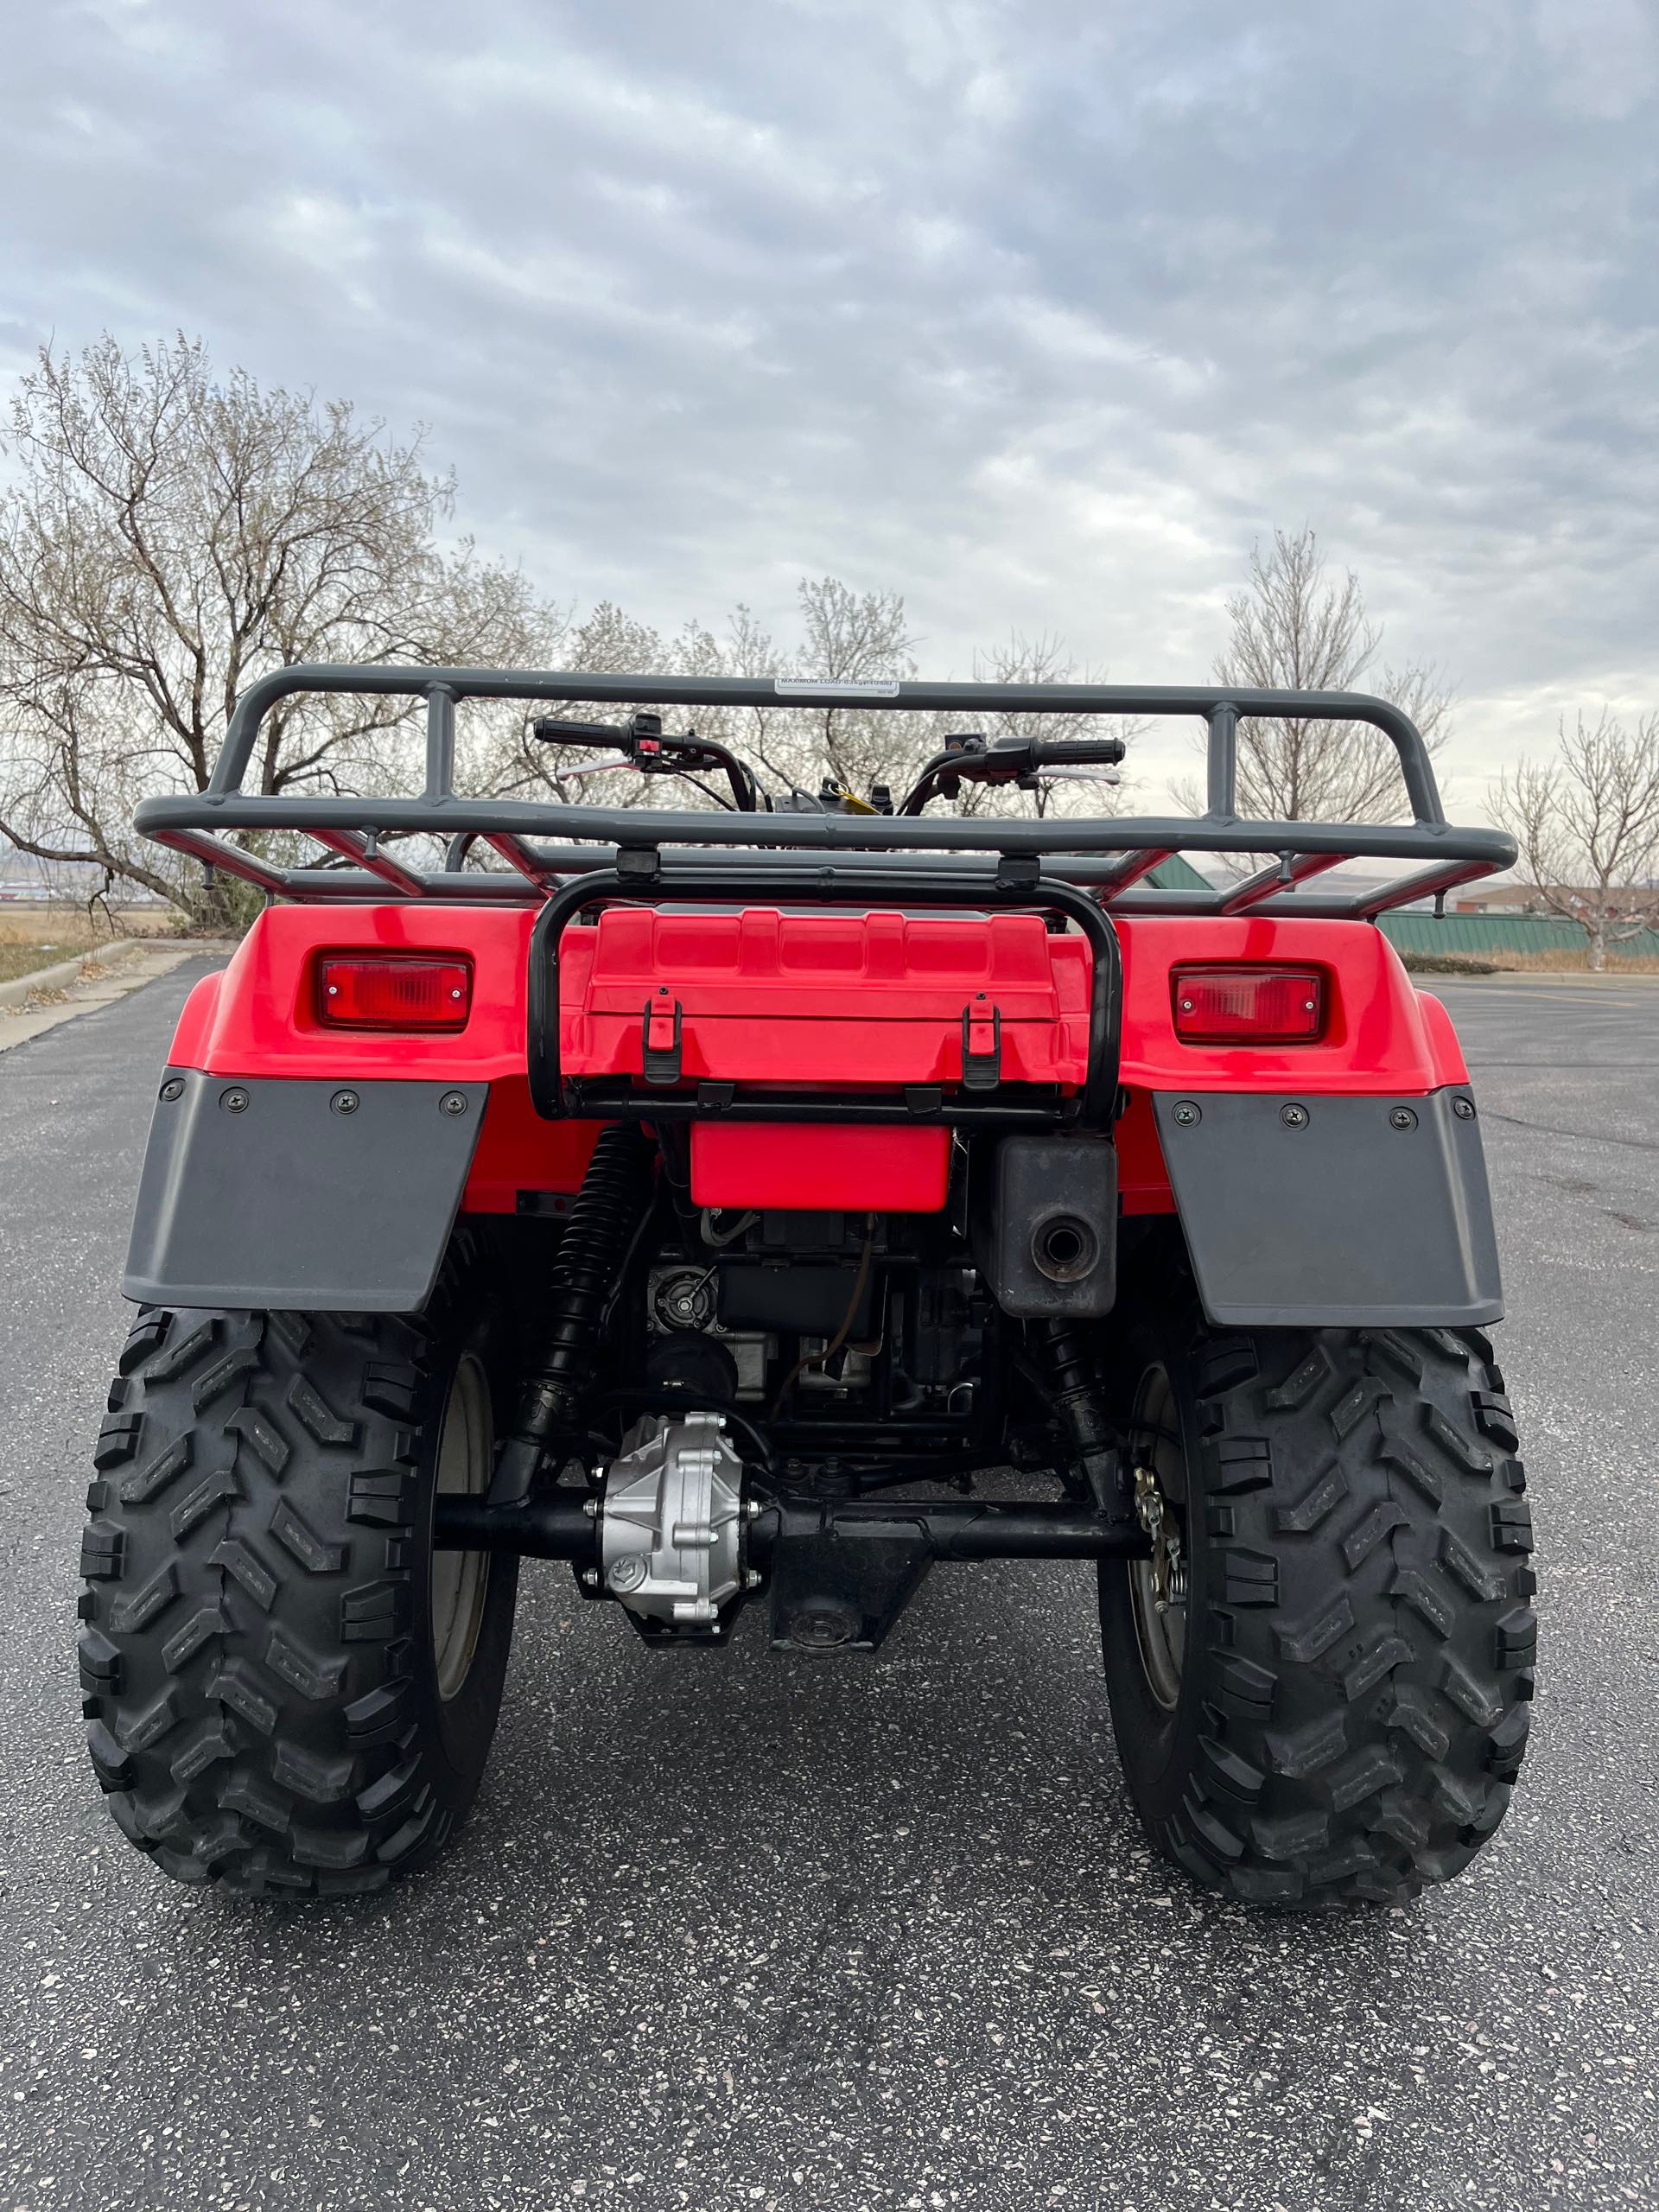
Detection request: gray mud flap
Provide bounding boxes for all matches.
[124,1072,486,1313]
[1154,1086,1502,1329]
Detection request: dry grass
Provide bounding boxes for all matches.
[0,944,97,985]
[0,904,175,944]
[0,937,115,986]
[0,903,178,984]
[1404,941,1659,979]
[1498,947,1659,976]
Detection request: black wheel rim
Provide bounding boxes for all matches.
[1127,1362,1189,1713]
[430,1353,493,1702]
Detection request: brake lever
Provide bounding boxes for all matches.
[531,711,762,811]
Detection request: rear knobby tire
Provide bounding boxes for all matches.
[1099,1300,1535,1907]
[78,1266,518,1896]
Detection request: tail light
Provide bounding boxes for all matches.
[316,954,473,1032]
[1171,965,1325,1044]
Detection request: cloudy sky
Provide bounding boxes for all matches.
[3,0,1656,813]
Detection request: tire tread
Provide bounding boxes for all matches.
[1110,1317,1535,1908]
[79,1281,506,1896]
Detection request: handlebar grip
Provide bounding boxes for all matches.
[1028,738,1127,769]
[531,717,626,748]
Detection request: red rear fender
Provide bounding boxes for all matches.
[170,904,536,1080]
[159,904,1474,1221]
[1114,916,1466,1092]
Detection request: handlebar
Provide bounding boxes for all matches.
[898,734,1129,817]
[531,711,765,812]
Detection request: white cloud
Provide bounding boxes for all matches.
[0,0,1652,833]
[1533,0,1656,120]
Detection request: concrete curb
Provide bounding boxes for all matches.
[0,935,154,1012]
[0,938,237,1058]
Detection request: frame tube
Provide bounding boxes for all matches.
[145,662,1512,917]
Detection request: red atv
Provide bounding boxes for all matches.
[79,668,1534,1905]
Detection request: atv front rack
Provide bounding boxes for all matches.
[134,664,1515,916]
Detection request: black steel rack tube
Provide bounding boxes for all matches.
[149,793,1508,863]
[205,665,1443,812]
[134,662,1516,917]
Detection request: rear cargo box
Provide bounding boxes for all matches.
[556,906,1092,1091]
[556,906,1093,1213]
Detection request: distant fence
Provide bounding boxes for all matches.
[1378,912,1659,962]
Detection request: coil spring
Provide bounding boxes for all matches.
[1033,1316,1125,1516]
[493,1124,652,1502]
[537,1124,652,1393]
[1033,1317,1109,1442]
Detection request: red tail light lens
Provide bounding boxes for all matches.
[1171,966,1325,1044]
[316,955,472,1032]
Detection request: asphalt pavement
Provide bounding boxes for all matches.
[1,963,1655,2212]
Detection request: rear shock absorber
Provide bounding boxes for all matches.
[491,1125,653,1504]
[1032,1317,1133,1528]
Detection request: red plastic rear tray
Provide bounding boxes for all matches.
[690,1122,951,1211]
[557,906,1092,1090]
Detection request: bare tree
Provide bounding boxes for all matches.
[776,576,929,802]
[480,594,1151,823]
[1175,528,1451,831]
[478,600,676,815]
[483,582,934,816]
[1490,710,1659,970]
[0,342,1147,906]
[0,334,560,923]
[647,579,934,808]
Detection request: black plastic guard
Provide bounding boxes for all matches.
[124,1072,486,1313]
[1154,1085,1503,1328]
[766,1529,933,1652]
[976,1134,1117,1318]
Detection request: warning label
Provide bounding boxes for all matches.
[772,680,902,701]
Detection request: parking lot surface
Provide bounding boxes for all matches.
[1,965,1654,2211]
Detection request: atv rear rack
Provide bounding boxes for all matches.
[134,664,1515,916]
[526,861,1122,1126]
